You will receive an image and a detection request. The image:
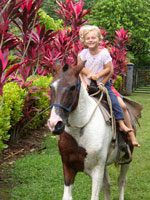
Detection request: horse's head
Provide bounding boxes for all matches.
[47,62,84,135]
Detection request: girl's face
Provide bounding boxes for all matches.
[84,30,100,50]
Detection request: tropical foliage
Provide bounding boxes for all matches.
[0,0,91,150]
[38,8,63,31]
[42,0,96,19]
[88,0,150,65]
[0,0,133,151]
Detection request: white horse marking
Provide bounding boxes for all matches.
[51,78,60,91]
[47,107,62,132]
[62,185,73,200]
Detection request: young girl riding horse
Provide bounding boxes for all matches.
[77,25,140,147]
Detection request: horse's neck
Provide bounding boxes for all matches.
[68,83,99,127]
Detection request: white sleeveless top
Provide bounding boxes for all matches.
[78,48,112,84]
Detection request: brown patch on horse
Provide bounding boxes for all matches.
[58,131,87,185]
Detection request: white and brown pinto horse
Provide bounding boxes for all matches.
[47,63,130,200]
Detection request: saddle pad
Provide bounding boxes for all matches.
[92,97,112,126]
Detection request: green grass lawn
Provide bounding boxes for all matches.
[10,94,150,200]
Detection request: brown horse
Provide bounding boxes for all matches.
[47,62,131,200]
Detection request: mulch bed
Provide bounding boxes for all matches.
[0,126,49,165]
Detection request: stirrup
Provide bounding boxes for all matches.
[117,131,132,165]
[118,144,132,165]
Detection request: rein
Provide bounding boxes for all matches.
[67,83,104,129]
[50,78,80,112]
[79,86,104,128]
[68,83,116,141]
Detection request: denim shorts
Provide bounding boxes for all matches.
[105,81,124,120]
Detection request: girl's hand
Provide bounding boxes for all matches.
[87,73,94,79]
[91,74,98,81]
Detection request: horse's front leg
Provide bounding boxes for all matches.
[91,165,105,200]
[103,167,111,200]
[118,164,130,200]
[62,163,76,200]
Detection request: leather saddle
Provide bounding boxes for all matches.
[88,80,133,165]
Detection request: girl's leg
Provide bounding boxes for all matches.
[117,97,140,147]
[105,82,132,133]
[117,120,132,133]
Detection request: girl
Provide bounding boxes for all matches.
[77,25,140,147]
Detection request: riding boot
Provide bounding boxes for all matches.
[116,126,132,165]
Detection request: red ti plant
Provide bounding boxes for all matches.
[99,28,111,49]
[54,0,91,64]
[12,0,43,34]
[53,28,75,64]
[0,0,41,99]
[110,46,127,76]
[0,48,26,99]
[55,0,91,29]
[14,0,43,61]
[0,4,20,51]
[0,48,9,97]
[109,28,131,77]
[25,23,58,75]
[114,28,130,50]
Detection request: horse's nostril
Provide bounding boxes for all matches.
[56,121,64,129]
[53,121,65,135]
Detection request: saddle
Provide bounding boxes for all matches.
[88,80,143,165]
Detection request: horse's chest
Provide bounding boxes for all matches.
[58,131,87,172]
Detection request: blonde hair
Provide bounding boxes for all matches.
[83,25,103,40]
[79,25,92,45]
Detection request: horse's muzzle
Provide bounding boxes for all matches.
[53,121,65,135]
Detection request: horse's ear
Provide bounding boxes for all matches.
[54,61,62,73]
[62,63,70,72]
[74,60,86,76]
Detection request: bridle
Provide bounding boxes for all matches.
[50,77,80,112]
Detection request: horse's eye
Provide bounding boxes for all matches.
[70,85,76,91]
[50,84,54,91]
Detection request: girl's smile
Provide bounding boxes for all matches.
[84,30,100,50]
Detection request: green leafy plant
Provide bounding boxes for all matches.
[3,82,27,127]
[0,81,27,150]
[89,0,150,66]
[26,75,53,130]
[0,98,11,151]
[38,8,63,31]
[113,75,123,91]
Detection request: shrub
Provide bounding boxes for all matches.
[113,75,123,91]
[3,82,27,127]
[0,82,27,151]
[0,98,11,151]
[24,75,53,130]
[38,8,63,31]
[89,0,150,66]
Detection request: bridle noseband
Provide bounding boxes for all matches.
[50,77,80,112]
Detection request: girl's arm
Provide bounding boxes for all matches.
[101,67,114,85]
[79,74,89,88]
[77,56,90,88]
[91,61,113,81]
[77,56,92,76]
